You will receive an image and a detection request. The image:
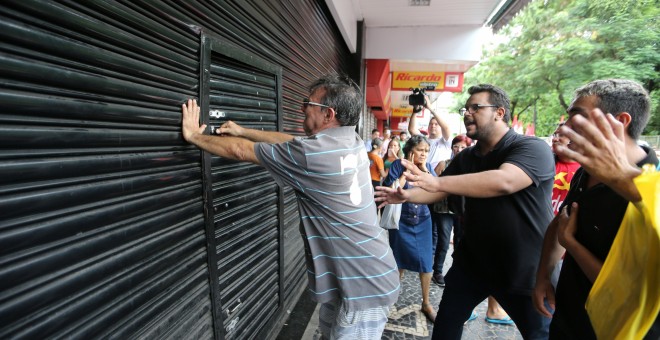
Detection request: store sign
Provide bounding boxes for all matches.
[392,71,464,93]
[392,107,413,117]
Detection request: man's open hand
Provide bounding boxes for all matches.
[181,99,206,143]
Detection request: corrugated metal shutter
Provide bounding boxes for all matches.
[0,0,212,339]
[199,35,283,339]
[0,1,357,339]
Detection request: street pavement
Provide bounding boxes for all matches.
[281,243,524,340]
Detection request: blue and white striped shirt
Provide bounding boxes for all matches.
[254,126,400,310]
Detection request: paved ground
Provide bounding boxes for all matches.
[278,244,523,339]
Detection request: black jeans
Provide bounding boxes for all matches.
[432,263,551,340]
[431,212,453,274]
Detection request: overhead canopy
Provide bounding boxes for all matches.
[326,0,531,118]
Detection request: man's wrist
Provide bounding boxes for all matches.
[563,236,581,255]
[431,174,442,192]
[612,165,643,201]
[187,131,203,145]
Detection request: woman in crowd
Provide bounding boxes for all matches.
[383,135,438,322]
[368,138,385,190]
[382,135,404,176]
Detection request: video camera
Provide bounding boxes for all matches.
[408,88,426,106]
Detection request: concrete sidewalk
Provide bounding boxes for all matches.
[278,244,524,339]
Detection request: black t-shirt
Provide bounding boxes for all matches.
[442,129,555,294]
[551,146,660,339]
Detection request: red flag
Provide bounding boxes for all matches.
[525,123,535,136]
[513,115,523,134]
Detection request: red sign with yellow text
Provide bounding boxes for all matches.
[392,71,464,92]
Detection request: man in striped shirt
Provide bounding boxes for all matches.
[181,74,399,339]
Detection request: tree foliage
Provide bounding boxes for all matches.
[458,0,660,136]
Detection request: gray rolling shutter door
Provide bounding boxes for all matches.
[0,1,356,339]
[0,1,212,339]
[200,35,283,338]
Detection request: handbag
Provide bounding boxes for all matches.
[586,165,660,339]
[379,179,402,230]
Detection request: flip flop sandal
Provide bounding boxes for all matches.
[464,310,478,324]
[485,316,514,325]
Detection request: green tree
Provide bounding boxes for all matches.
[458,0,660,136]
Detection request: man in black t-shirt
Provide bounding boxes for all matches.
[376,84,555,339]
[534,79,660,339]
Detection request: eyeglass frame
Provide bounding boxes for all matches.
[302,98,331,110]
[459,104,499,116]
[552,122,566,139]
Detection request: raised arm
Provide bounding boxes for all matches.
[408,106,422,136]
[555,109,642,202]
[424,95,451,140]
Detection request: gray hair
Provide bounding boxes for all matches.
[403,135,430,158]
[574,79,650,139]
[309,74,362,126]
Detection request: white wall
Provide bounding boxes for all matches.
[365,25,490,63]
[325,0,360,53]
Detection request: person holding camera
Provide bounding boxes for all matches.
[407,90,452,171]
[407,91,454,288]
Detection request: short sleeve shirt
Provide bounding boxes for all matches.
[254,126,400,310]
[427,137,452,170]
[551,160,580,215]
[442,129,555,294]
[368,152,384,181]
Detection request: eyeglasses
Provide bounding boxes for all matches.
[302,98,331,109]
[552,123,567,139]
[459,104,499,116]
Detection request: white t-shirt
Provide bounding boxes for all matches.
[427,137,452,170]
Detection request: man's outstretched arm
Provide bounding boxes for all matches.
[181,99,260,164]
[401,159,534,198]
[216,120,294,144]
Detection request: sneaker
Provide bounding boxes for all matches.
[432,272,445,287]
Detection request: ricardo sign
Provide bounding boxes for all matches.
[392,71,464,92]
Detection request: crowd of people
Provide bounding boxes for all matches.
[181,75,659,339]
